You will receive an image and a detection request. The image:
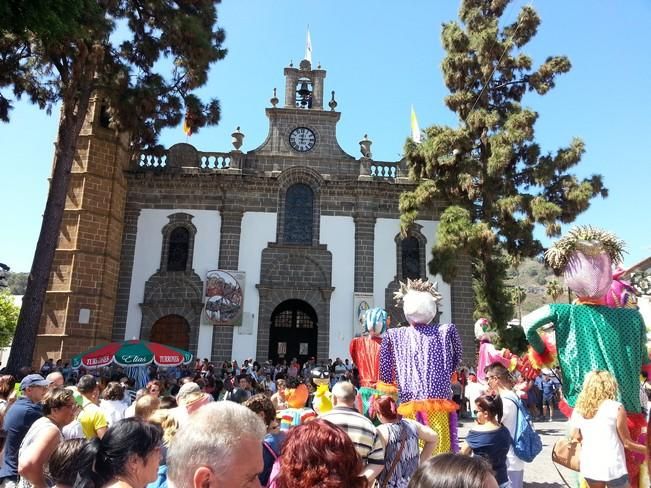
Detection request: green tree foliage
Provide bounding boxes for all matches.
[1,0,227,372]
[400,0,607,349]
[6,272,28,296]
[0,290,19,348]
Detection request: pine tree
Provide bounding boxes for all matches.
[400,0,606,347]
[1,0,226,372]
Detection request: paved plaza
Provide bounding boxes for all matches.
[458,416,576,487]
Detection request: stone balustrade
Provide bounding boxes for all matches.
[199,152,231,169]
[369,161,400,178]
[133,143,235,171]
[135,151,168,168]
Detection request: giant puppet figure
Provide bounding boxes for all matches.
[475,318,517,384]
[378,279,462,453]
[349,307,389,417]
[522,226,649,485]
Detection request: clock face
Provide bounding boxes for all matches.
[289,127,316,152]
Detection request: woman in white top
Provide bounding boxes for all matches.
[18,388,78,488]
[570,370,645,488]
[99,382,128,426]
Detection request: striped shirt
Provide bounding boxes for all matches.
[321,406,385,465]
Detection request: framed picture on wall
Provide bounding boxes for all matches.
[353,293,374,336]
[203,270,246,326]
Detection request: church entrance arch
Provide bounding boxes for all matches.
[149,314,190,350]
[268,300,317,364]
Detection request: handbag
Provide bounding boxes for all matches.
[552,438,581,471]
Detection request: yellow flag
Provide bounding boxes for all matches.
[410,105,421,143]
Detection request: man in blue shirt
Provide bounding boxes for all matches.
[0,374,49,488]
[541,374,557,421]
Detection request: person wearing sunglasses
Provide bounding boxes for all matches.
[460,394,511,488]
[484,363,523,488]
[18,387,78,488]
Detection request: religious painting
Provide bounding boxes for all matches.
[204,270,245,326]
[353,293,374,335]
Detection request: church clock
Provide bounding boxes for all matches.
[288,127,316,152]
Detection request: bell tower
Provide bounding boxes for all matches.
[284,59,327,110]
[34,94,131,365]
[254,52,351,160]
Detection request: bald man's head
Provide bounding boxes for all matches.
[331,381,356,406]
[46,372,64,388]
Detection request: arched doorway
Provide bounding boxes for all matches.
[149,314,190,350]
[268,300,317,364]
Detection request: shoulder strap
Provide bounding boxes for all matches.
[263,441,278,460]
[503,396,521,440]
[380,423,409,488]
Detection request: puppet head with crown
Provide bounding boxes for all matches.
[394,278,442,327]
[362,307,390,336]
[545,226,627,303]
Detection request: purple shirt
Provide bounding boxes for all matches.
[379,323,462,403]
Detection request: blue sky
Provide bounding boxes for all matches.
[1,0,649,272]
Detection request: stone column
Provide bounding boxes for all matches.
[211,208,244,362]
[353,213,376,294]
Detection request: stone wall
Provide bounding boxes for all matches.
[35,95,130,366]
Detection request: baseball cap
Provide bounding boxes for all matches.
[20,374,50,390]
[176,382,200,402]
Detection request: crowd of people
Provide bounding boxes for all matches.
[0,354,648,488]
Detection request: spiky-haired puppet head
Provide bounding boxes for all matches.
[545,226,626,300]
[363,307,390,336]
[394,279,442,326]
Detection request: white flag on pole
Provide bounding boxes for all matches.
[411,105,421,143]
[305,28,312,63]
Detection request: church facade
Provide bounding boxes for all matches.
[35,58,475,366]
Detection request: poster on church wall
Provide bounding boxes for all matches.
[203,270,245,326]
[353,293,373,336]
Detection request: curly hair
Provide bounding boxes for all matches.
[148,409,179,446]
[574,370,619,419]
[243,394,276,427]
[101,382,124,401]
[275,419,366,488]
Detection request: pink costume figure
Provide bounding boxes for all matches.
[474,318,515,384]
[378,279,462,453]
[349,307,389,418]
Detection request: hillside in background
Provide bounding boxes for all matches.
[506,258,569,321]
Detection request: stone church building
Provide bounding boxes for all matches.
[35,56,475,366]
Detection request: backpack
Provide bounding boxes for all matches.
[504,396,542,462]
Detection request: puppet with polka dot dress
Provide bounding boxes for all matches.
[522,226,649,486]
[377,279,463,453]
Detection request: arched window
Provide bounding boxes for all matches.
[284,183,314,244]
[401,236,421,280]
[167,227,190,271]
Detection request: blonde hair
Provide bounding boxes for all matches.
[148,409,179,446]
[135,394,160,420]
[574,370,619,419]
